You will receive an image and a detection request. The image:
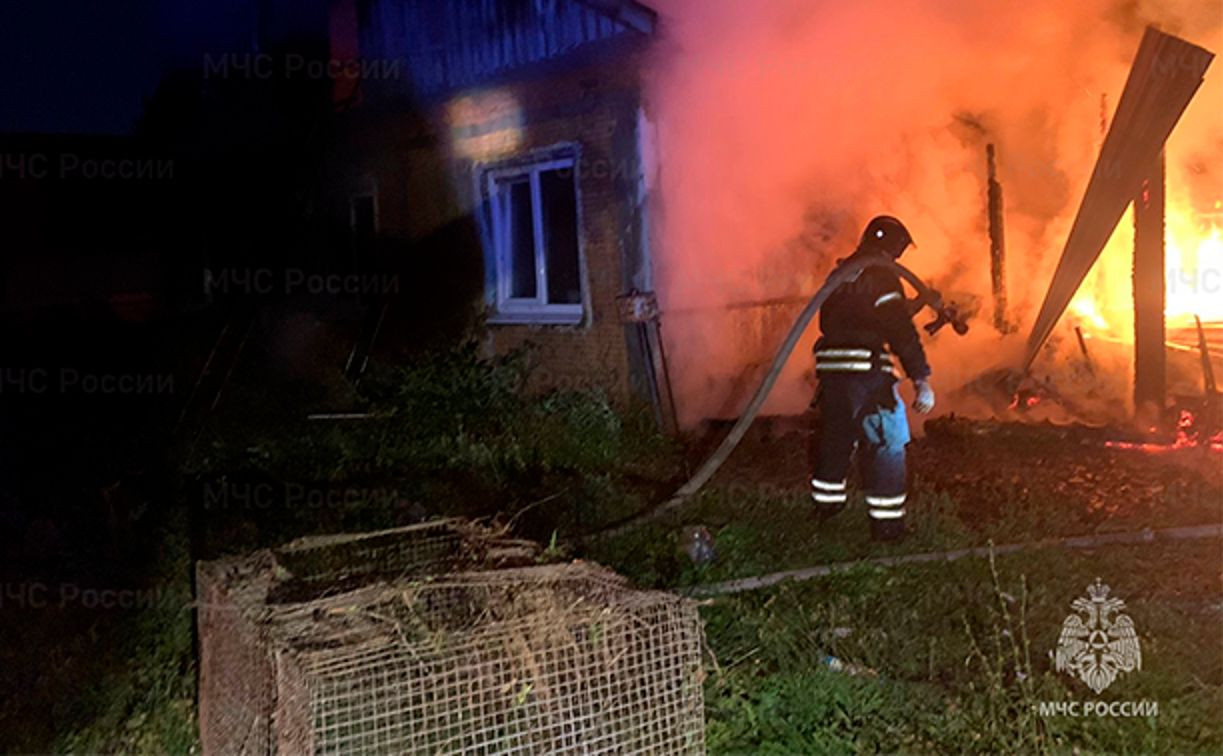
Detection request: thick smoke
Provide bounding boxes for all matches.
[643,0,1223,426]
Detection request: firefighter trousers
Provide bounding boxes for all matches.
[810,372,910,534]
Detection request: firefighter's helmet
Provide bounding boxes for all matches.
[860,215,914,257]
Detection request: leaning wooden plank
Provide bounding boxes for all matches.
[1023,27,1214,370]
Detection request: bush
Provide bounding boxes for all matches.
[185,342,672,544]
[365,341,529,442]
[529,390,623,473]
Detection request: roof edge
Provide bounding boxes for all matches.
[576,0,657,36]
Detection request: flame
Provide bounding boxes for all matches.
[1174,409,1198,448]
[1167,204,1223,326]
[1007,391,1044,411]
[1104,409,1223,454]
[1069,200,1223,339]
[1069,298,1110,331]
[1067,207,1135,338]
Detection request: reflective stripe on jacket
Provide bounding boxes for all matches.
[813,252,931,381]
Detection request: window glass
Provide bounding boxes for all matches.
[506,179,536,299]
[540,168,581,305]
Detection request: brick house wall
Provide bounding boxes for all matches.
[449,58,649,402]
[342,52,654,406]
[328,0,660,408]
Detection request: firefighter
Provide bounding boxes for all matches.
[809,215,935,541]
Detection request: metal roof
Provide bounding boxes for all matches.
[358,0,656,99]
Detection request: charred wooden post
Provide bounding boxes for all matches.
[986,144,1008,332]
[1074,325,1094,375]
[1133,149,1166,417]
[1195,314,1218,396]
[1196,314,1222,435]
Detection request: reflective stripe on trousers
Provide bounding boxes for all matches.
[811,477,848,505]
[811,371,908,523]
[865,493,906,520]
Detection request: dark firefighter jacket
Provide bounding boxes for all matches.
[814,252,932,381]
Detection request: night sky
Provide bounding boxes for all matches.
[0,0,320,135]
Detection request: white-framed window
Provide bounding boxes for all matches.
[485,155,585,324]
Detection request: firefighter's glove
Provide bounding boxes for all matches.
[912,379,935,414]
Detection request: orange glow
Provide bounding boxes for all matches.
[1105,440,1223,453]
[639,0,1223,425]
[445,90,524,161]
[1069,297,1110,331]
[1067,198,1223,340]
[1066,205,1135,340]
[1105,410,1223,453]
[1167,204,1223,326]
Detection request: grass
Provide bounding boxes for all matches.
[588,424,1223,754]
[589,458,1222,591]
[7,344,676,753]
[697,538,1223,754]
[14,344,1221,753]
[182,342,681,556]
[0,511,199,754]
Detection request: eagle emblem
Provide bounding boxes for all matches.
[1054,578,1141,694]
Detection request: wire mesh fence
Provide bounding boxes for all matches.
[197,521,705,754]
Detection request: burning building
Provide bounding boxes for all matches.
[643,0,1223,432]
[328,0,1221,436]
[1012,25,1217,446]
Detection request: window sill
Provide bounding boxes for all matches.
[489,308,585,326]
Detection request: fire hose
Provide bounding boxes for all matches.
[589,252,968,542]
